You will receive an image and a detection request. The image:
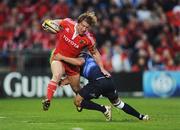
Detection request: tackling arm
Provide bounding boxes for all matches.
[89,45,111,77]
[54,53,85,66]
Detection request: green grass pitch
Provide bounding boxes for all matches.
[0,98,180,130]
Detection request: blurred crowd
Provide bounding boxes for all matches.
[0,0,180,72]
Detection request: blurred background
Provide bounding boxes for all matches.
[0,0,180,98]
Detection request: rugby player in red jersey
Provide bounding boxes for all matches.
[42,12,110,111]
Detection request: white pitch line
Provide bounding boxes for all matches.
[71,127,83,130]
[29,116,40,118]
[28,122,57,124]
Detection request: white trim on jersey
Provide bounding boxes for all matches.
[72,23,78,40]
[86,32,95,45]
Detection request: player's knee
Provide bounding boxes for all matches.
[108,95,119,104]
[110,98,119,104]
[112,98,125,109]
[52,74,61,82]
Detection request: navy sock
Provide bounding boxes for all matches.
[122,103,141,119]
[80,100,106,113]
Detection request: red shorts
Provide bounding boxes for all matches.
[50,50,80,76]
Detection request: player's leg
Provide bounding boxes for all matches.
[74,94,112,121]
[74,94,106,113]
[74,83,112,121]
[67,73,83,111]
[107,94,149,120]
[102,78,149,120]
[48,60,65,100]
[67,74,81,93]
[42,60,65,111]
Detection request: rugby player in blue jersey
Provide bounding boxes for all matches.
[55,52,149,121]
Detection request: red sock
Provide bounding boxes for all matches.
[46,80,57,100]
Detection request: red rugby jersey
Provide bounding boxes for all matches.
[54,18,95,57]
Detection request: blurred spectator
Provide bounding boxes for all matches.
[111,45,131,72]
[100,41,113,72]
[51,0,69,18]
[147,53,165,71]
[0,0,179,72]
[166,4,180,27]
[132,56,147,72]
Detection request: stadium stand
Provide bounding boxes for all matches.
[0,0,179,72]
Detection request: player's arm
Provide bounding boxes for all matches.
[89,45,111,77]
[54,53,85,66]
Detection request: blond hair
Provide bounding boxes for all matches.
[77,11,97,26]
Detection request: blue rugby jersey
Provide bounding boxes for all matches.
[80,53,105,81]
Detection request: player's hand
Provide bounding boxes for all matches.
[101,68,111,78]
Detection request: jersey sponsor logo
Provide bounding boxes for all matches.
[63,35,79,48]
[79,40,85,44]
